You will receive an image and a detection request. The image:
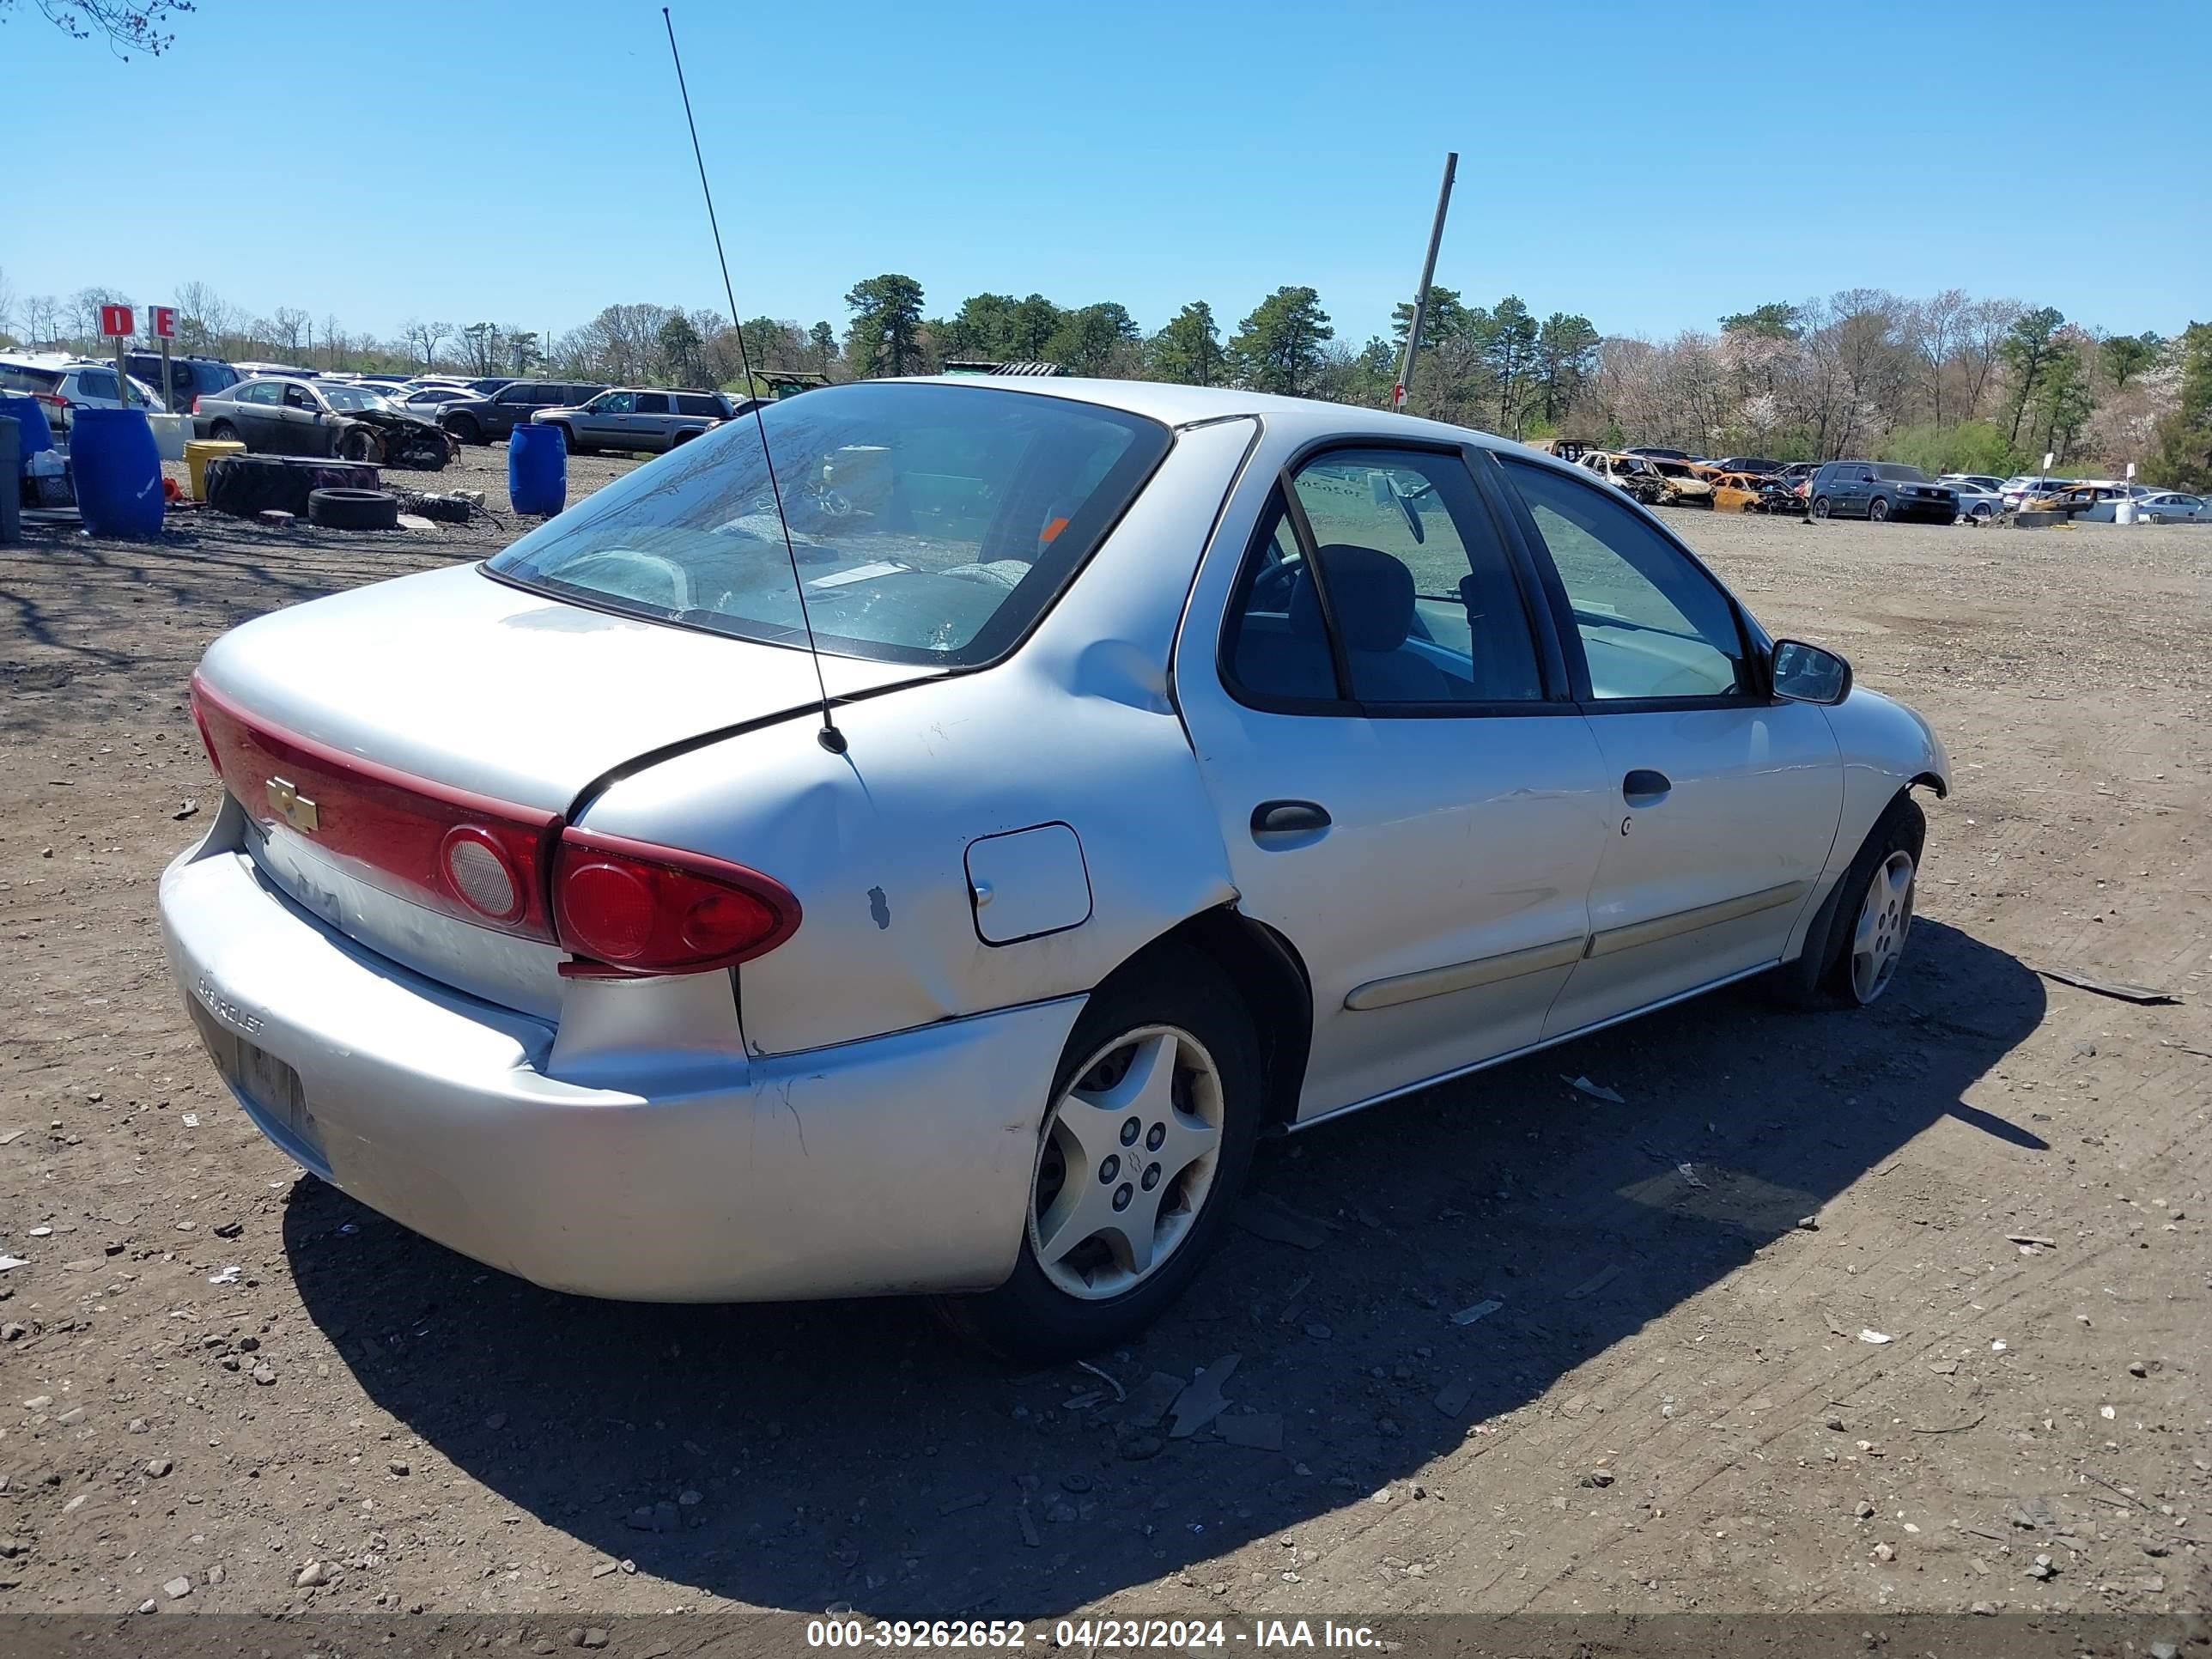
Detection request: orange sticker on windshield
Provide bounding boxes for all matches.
[1040,516,1070,544]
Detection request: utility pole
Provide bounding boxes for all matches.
[1394,152,1458,414]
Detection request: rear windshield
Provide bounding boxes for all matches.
[488,381,1170,667]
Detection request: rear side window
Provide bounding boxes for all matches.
[74,368,120,399]
[1223,447,1544,708]
[0,365,63,394]
[489,381,1170,667]
[635,392,670,415]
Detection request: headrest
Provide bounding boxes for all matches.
[1290,544,1417,653]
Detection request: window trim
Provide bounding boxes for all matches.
[1214,436,1575,721]
[1492,452,1774,714]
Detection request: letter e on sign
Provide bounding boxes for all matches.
[151,306,177,340]
[100,303,135,337]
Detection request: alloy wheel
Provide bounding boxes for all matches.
[1850,849,1916,1004]
[1028,1025,1224,1301]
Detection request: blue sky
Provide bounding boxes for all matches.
[9,0,2206,349]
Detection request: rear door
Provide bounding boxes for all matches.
[1176,441,1612,1118]
[1492,457,1842,1038]
[231,381,284,449]
[631,391,672,447]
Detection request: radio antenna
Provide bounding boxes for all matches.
[662,6,846,755]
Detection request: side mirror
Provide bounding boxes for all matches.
[1771,639,1850,705]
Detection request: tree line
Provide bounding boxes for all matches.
[3,263,2203,489]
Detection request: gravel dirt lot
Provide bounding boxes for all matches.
[2,445,2206,1631]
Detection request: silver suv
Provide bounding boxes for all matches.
[531,388,745,454]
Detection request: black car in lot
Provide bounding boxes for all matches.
[1808,461,1958,523]
[435,379,608,445]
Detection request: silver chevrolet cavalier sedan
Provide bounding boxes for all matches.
[161,378,1948,1358]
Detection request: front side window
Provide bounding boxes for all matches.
[1224,447,1544,708]
[1501,458,1747,702]
[283,385,318,410]
[489,381,1169,667]
[592,392,636,415]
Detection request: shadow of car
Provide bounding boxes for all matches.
[282,917,2040,1618]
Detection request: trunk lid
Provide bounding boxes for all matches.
[195,562,928,1015]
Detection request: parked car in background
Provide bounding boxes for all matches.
[1623,445,1692,462]
[231,360,319,380]
[1808,462,1958,523]
[2022,481,2128,519]
[1576,448,1670,506]
[1937,473,2006,496]
[1998,475,2070,509]
[191,376,451,469]
[386,385,481,423]
[124,351,239,411]
[160,376,1948,1357]
[436,379,609,445]
[1947,482,2002,523]
[1705,457,1785,476]
[0,354,167,435]
[532,387,745,454]
[2136,490,2208,523]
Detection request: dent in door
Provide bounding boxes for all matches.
[965,823,1093,945]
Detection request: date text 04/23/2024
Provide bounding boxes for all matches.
[805,1619,1382,1650]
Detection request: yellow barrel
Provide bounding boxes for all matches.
[185,439,246,501]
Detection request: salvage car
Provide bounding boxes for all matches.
[161,378,1948,1358]
[1575,448,1713,507]
[193,377,453,470]
[1808,461,1958,523]
[532,386,744,454]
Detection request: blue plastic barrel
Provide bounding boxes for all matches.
[508,422,567,516]
[70,407,166,538]
[0,393,56,456]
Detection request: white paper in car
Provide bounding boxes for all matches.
[809,561,908,589]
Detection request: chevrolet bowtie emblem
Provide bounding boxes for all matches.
[266,776,319,834]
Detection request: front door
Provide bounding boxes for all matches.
[579,391,634,446]
[277,384,324,455]
[1176,442,1613,1119]
[1491,457,1844,1037]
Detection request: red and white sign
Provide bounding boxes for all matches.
[1391,381,1407,409]
[150,306,177,340]
[99,303,135,337]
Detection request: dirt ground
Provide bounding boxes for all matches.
[3,446,2207,1632]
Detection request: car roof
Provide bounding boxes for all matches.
[877,374,1524,452]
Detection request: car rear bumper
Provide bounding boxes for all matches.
[158,818,1083,1303]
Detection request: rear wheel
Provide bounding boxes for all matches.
[1868,495,1890,522]
[209,420,240,444]
[935,945,1261,1362]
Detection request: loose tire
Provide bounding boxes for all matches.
[307,487,400,532]
[1770,793,1926,1010]
[936,944,1261,1362]
[1811,495,1832,520]
[209,420,240,444]
[444,412,483,446]
[1868,495,1890,523]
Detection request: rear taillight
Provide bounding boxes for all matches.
[553,829,799,978]
[191,396,203,415]
[189,672,800,976]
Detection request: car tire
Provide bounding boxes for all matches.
[209,420,241,444]
[546,422,581,454]
[444,412,483,446]
[307,487,400,532]
[1971,504,1993,524]
[934,943,1262,1363]
[337,428,379,464]
[1811,495,1832,519]
[1769,793,1927,1012]
[1868,495,1890,522]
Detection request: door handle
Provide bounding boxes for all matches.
[1622,769,1671,806]
[1251,799,1331,838]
